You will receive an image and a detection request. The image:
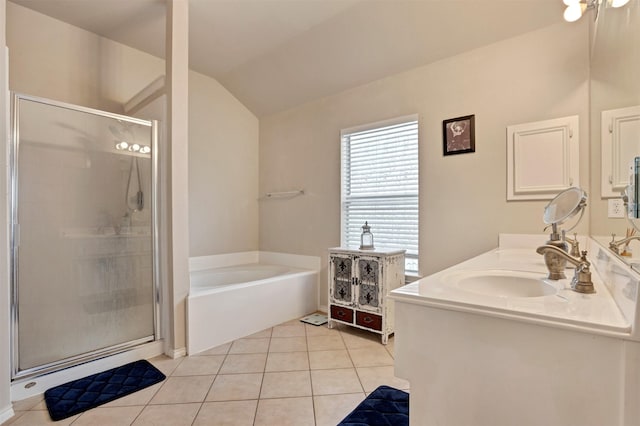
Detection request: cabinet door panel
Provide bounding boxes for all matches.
[331,255,353,303]
[357,257,381,311]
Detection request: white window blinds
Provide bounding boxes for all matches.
[341,117,419,272]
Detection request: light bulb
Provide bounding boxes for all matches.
[611,0,629,8]
[563,0,580,5]
[116,141,128,150]
[129,143,141,152]
[140,146,151,154]
[564,4,583,21]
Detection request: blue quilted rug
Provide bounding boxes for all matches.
[44,359,165,421]
[338,385,409,426]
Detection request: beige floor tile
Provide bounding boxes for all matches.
[132,403,201,426]
[32,401,47,410]
[311,368,363,395]
[229,338,270,354]
[73,406,144,425]
[341,330,384,350]
[260,371,312,398]
[314,393,366,426]
[206,373,263,401]
[308,349,353,370]
[304,323,335,336]
[193,342,232,356]
[268,336,307,353]
[254,397,314,426]
[171,355,225,376]
[356,366,410,392]
[245,328,272,339]
[219,354,267,374]
[279,318,307,327]
[265,352,309,372]
[194,400,257,426]
[103,382,162,407]
[386,338,396,357]
[348,346,394,367]
[7,410,79,425]
[271,324,306,337]
[149,375,215,404]
[307,334,345,351]
[10,395,44,412]
[2,411,25,425]
[148,356,183,376]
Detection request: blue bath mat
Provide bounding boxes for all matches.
[44,359,165,421]
[338,385,409,426]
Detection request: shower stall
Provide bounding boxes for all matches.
[10,93,160,381]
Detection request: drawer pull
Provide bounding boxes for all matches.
[363,316,373,323]
[337,310,345,317]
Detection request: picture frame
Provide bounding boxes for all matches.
[443,114,475,156]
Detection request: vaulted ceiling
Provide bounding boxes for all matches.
[9,0,566,116]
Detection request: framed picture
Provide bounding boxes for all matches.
[443,114,475,156]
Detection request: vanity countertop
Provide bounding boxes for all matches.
[390,235,633,337]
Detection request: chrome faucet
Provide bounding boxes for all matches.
[609,233,640,255]
[562,231,580,258]
[536,245,595,294]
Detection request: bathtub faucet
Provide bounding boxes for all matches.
[536,245,595,294]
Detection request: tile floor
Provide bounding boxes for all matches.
[5,317,409,425]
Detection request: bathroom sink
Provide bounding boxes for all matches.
[446,270,557,298]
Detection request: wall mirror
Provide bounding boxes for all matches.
[591,0,640,267]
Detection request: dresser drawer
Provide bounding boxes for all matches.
[356,311,382,331]
[330,304,354,323]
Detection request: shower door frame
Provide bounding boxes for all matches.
[9,93,162,381]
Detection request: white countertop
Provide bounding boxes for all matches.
[390,238,631,336]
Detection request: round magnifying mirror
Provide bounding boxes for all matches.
[543,187,588,225]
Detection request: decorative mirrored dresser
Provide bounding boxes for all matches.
[328,247,405,344]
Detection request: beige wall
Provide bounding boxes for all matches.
[7,2,164,113]
[259,21,590,307]
[189,70,259,256]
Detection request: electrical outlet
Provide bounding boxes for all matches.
[608,198,625,218]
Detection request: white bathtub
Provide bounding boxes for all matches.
[186,252,319,354]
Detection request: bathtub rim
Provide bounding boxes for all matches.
[189,251,321,272]
[188,265,317,297]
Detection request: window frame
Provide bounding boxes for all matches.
[340,114,419,274]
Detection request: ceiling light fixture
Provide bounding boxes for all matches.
[563,0,631,22]
[610,0,630,7]
[563,0,598,22]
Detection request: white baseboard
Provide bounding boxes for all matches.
[168,347,186,359]
[0,405,15,424]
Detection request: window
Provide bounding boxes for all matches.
[341,116,419,273]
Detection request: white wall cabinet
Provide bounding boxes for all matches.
[507,115,580,200]
[601,105,640,198]
[328,248,404,344]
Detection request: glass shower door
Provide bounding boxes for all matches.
[11,94,158,379]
